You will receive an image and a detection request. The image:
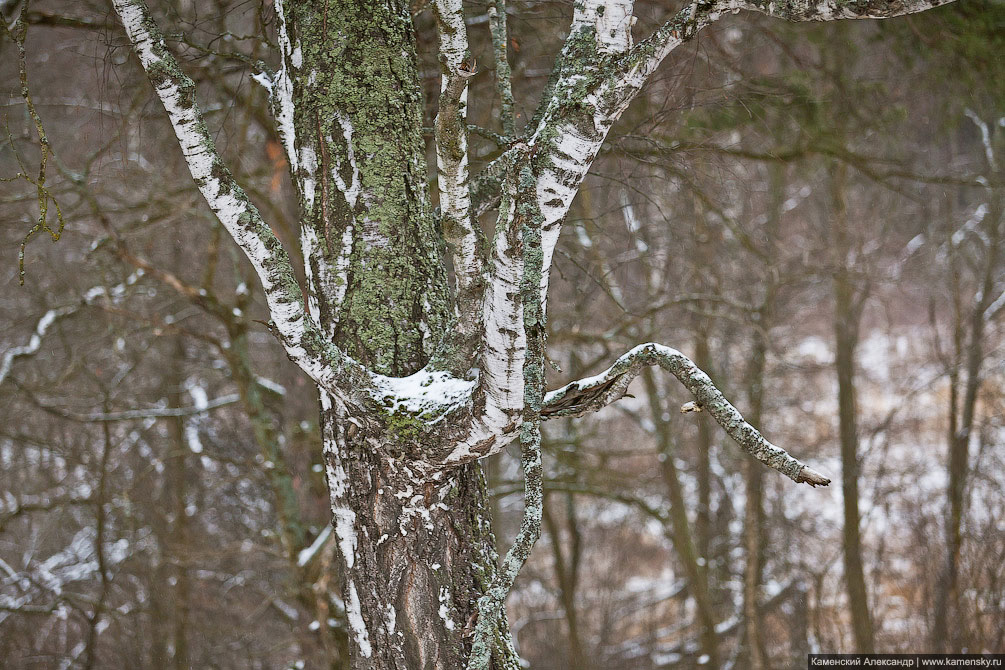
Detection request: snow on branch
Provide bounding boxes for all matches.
[723,0,956,22]
[542,343,831,486]
[965,108,998,173]
[35,394,241,423]
[297,524,332,568]
[622,0,957,91]
[0,271,143,387]
[0,306,74,387]
[110,0,370,405]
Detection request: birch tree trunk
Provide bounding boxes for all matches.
[282,3,519,666]
[104,0,959,666]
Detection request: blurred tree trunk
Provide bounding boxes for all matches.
[543,494,587,670]
[790,582,811,667]
[548,350,589,670]
[228,324,351,666]
[742,364,767,670]
[932,190,1002,651]
[694,334,714,580]
[830,162,874,654]
[165,335,191,670]
[644,369,719,669]
[739,163,784,670]
[83,398,114,670]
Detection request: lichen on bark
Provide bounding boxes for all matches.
[287,0,450,377]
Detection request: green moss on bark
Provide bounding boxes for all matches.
[289,0,451,377]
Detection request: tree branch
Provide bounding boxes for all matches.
[542,343,832,486]
[476,0,647,430]
[516,0,960,319]
[32,394,242,423]
[468,161,546,669]
[110,0,371,406]
[0,270,145,387]
[622,0,956,90]
[728,0,956,22]
[488,0,515,138]
[4,4,67,285]
[470,0,956,467]
[433,0,485,353]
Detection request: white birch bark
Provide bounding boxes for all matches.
[433,0,482,343]
[110,0,372,409]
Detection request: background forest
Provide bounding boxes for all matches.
[1,0,1002,668]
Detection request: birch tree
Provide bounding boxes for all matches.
[24,0,960,666]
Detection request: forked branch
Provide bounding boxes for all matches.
[542,343,831,486]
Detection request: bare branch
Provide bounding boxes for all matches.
[542,343,832,486]
[965,108,998,174]
[619,0,959,102]
[0,306,74,386]
[0,493,95,533]
[726,0,957,22]
[32,394,241,423]
[3,4,66,285]
[488,0,515,138]
[0,271,145,387]
[433,0,485,352]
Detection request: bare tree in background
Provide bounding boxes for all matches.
[930,111,1003,652]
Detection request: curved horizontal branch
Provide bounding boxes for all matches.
[622,0,957,87]
[728,0,956,22]
[542,343,831,486]
[33,394,241,423]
